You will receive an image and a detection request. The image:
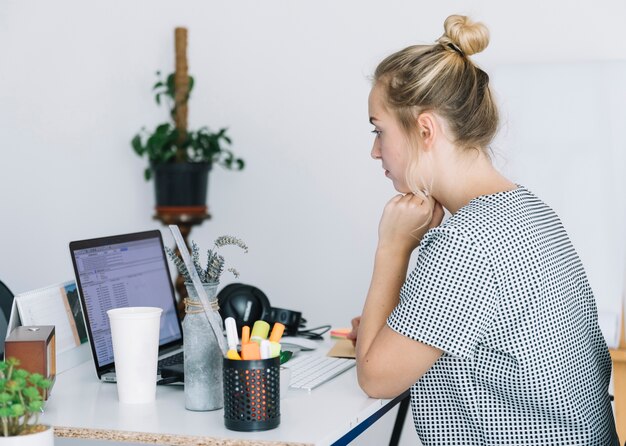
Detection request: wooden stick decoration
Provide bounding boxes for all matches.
[174,27,189,161]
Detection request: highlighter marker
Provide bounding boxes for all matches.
[241,325,250,345]
[241,341,261,360]
[225,317,242,360]
[260,340,271,359]
[269,323,285,343]
[268,323,285,358]
[250,320,270,344]
[269,341,281,358]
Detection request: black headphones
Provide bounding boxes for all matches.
[217,283,303,336]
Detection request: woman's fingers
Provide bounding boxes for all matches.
[347,316,361,346]
[378,193,438,254]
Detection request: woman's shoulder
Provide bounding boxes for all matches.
[448,185,553,229]
[423,186,558,250]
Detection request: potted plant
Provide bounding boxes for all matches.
[164,236,247,411]
[0,357,53,445]
[131,27,244,209]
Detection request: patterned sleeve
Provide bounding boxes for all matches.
[387,228,499,359]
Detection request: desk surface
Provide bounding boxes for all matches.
[42,342,403,446]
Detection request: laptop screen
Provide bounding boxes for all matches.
[69,230,182,373]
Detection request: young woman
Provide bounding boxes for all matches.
[350,14,618,445]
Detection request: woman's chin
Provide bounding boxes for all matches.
[391,182,411,194]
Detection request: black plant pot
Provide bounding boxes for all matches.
[152,162,212,207]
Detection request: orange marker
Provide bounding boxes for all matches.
[241,325,250,345]
[241,341,261,360]
[269,323,285,343]
[268,323,285,358]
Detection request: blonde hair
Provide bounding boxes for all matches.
[374,15,498,196]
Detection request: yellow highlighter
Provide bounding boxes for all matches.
[250,320,270,344]
[224,317,241,360]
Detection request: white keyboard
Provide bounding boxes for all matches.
[286,354,356,391]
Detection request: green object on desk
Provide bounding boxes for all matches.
[279,350,293,364]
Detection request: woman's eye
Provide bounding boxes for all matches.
[371,129,381,138]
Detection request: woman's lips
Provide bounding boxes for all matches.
[384,170,390,177]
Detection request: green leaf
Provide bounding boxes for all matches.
[0,393,11,404]
[236,159,245,170]
[155,122,171,134]
[28,373,43,383]
[12,370,27,379]
[22,387,40,400]
[144,168,152,181]
[166,73,175,99]
[27,401,43,412]
[5,358,19,368]
[131,135,144,156]
[9,404,24,417]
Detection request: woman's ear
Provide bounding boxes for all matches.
[416,113,437,150]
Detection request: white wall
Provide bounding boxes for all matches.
[1,1,625,335]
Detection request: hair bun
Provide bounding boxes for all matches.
[438,14,489,56]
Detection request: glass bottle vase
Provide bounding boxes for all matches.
[183,281,224,411]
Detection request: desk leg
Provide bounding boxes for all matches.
[615,361,626,445]
[389,394,410,446]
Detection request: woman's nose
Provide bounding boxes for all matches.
[371,142,381,160]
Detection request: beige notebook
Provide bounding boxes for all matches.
[327,339,356,359]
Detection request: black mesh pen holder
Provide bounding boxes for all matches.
[223,356,280,431]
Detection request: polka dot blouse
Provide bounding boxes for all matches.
[387,186,618,445]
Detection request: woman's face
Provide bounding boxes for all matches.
[368,83,411,193]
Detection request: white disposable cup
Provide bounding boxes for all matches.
[107,307,163,404]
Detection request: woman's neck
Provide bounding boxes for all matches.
[431,148,517,214]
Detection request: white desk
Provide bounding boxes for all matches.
[42,343,407,445]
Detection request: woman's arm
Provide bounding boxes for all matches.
[356,194,444,398]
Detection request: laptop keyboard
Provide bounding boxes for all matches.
[286,354,355,391]
[158,351,184,369]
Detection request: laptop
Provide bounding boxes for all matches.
[69,230,184,382]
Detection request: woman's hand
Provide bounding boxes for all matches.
[377,193,444,255]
